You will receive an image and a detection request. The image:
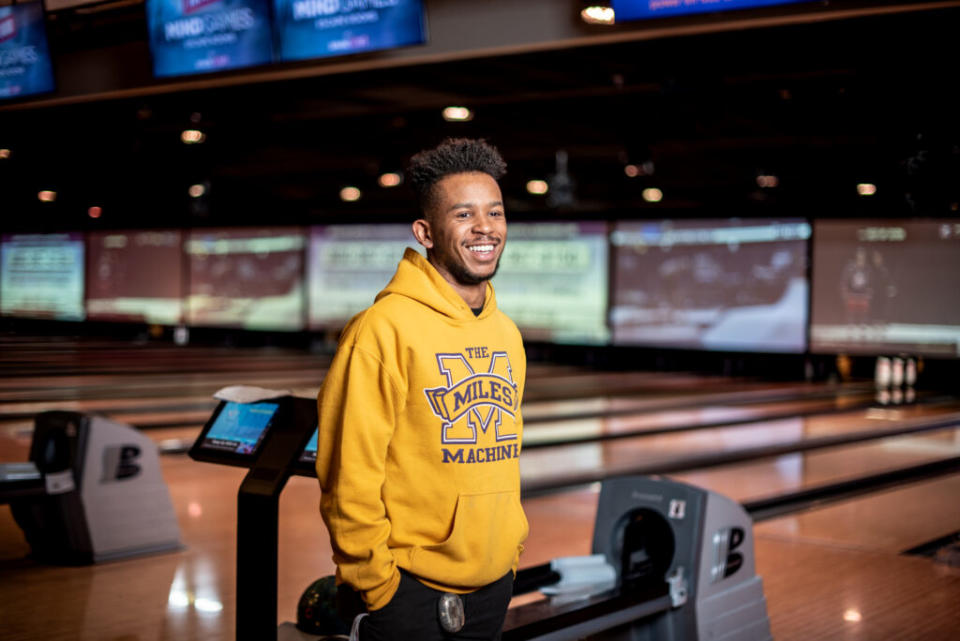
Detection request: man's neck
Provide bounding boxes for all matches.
[428,257,487,309]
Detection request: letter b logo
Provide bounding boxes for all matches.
[102,445,141,482]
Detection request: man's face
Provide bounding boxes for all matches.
[416,172,507,287]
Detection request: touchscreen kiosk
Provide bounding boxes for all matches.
[190,401,280,465]
[294,427,319,476]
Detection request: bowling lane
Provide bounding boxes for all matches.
[520,401,960,491]
[523,389,879,445]
[522,380,871,421]
[45,382,883,462]
[518,427,960,562]
[756,537,960,641]
[754,472,960,552]
[0,369,331,403]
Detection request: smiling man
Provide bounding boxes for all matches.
[316,138,528,641]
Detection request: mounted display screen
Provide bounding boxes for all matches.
[307,224,419,330]
[611,219,809,352]
[493,222,610,344]
[86,230,183,325]
[185,227,305,331]
[299,427,318,463]
[274,0,426,62]
[0,2,55,100]
[198,401,279,455]
[612,0,808,21]
[145,0,274,77]
[1,233,85,321]
[810,219,960,356]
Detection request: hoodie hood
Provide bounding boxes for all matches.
[376,248,497,321]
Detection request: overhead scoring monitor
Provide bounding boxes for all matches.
[810,219,960,356]
[307,224,419,330]
[493,221,610,344]
[610,218,810,353]
[86,230,184,325]
[185,227,306,331]
[1,233,85,321]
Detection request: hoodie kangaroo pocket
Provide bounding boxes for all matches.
[410,490,528,588]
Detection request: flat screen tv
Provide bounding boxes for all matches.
[612,0,809,21]
[810,219,960,356]
[145,0,275,77]
[610,218,810,352]
[86,230,184,325]
[185,227,305,331]
[307,224,419,330]
[493,221,610,344]
[274,0,426,62]
[1,233,85,321]
[0,2,55,100]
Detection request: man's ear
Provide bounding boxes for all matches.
[412,218,434,249]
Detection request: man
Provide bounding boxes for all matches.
[316,138,528,641]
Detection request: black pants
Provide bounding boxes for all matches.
[359,570,514,641]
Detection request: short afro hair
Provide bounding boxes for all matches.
[406,138,507,214]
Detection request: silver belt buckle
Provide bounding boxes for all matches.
[438,592,465,633]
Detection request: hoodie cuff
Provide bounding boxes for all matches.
[363,569,402,611]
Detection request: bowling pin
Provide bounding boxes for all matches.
[891,357,904,388]
[875,356,891,389]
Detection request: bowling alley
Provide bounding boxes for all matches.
[1,1,959,640]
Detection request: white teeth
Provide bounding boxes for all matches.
[468,245,494,252]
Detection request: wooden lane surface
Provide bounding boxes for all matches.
[3,445,960,640]
[674,427,960,504]
[519,401,960,485]
[522,391,876,444]
[4,417,960,640]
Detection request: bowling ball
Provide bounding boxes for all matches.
[296,575,351,636]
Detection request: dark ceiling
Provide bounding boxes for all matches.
[2,4,959,232]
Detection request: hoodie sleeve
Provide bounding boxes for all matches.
[315,338,405,611]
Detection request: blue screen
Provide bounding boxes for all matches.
[203,401,278,454]
[0,3,55,100]
[274,0,425,62]
[145,0,274,77]
[613,0,807,21]
[299,427,318,463]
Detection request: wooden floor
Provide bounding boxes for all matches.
[1,337,958,640]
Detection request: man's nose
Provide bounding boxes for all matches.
[473,213,494,234]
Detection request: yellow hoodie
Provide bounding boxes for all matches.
[316,248,528,611]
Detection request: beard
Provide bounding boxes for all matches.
[434,247,501,286]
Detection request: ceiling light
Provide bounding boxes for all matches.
[624,164,640,178]
[88,206,102,219]
[188,184,206,198]
[442,106,473,122]
[857,183,877,196]
[581,6,615,25]
[756,175,779,188]
[526,180,549,195]
[181,129,206,144]
[0,149,10,159]
[38,190,56,202]
[340,186,361,202]
[378,172,402,188]
[642,188,663,203]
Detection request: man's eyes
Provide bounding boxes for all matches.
[456,210,504,218]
